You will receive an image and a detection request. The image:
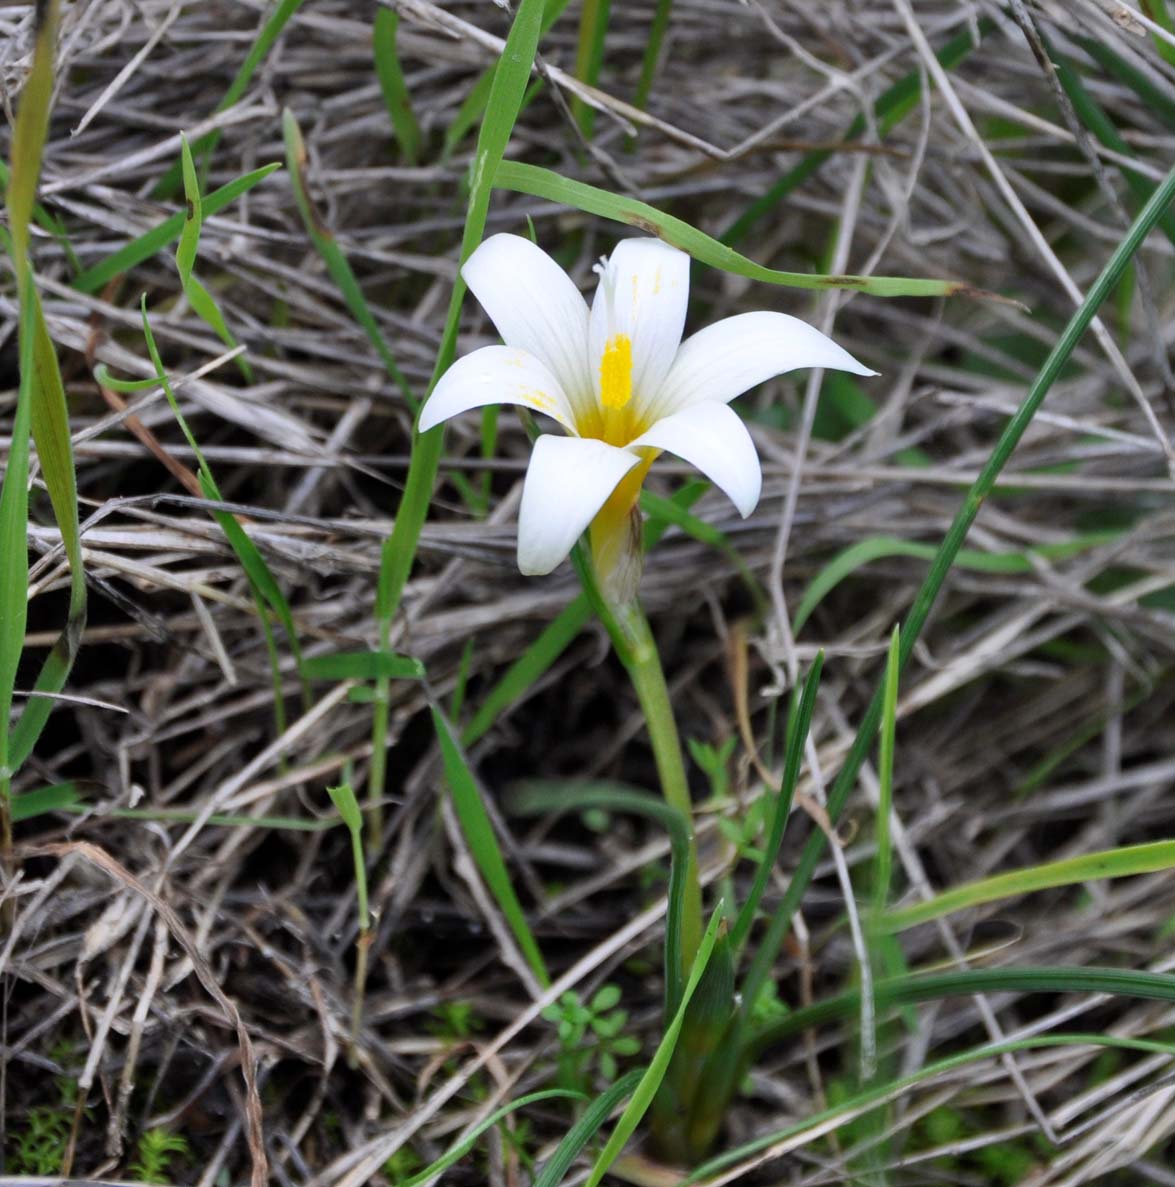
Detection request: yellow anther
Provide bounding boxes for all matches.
[599,333,633,410]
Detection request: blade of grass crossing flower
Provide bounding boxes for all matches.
[398,1090,581,1187]
[431,707,550,989]
[686,1032,1175,1185]
[367,0,555,832]
[532,1070,642,1187]
[721,20,992,248]
[509,780,692,1016]
[177,134,252,382]
[881,839,1175,933]
[282,109,413,405]
[734,162,1175,1048]
[152,0,309,198]
[139,300,310,710]
[373,7,420,164]
[494,162,985,299]
[730,652,823,954]
[73,164,280,295]
[792,530,1118,633]
[585,906,724,1187]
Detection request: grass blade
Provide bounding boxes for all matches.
[791,531,1117,634]
[373,7,421,164]
[399,1089,580,1187]
[138,299,310,712]
[750,966,1175,1055]
[12,782,79,822]
[0,270,36,842]
[882,839,1175,934]
[6,0,88,776]
[303,651,424,681]
[73,163,280,294]
[177,134,251,382]
[494,161,993,299]
[431,706,550,989]
[730,653,824,954]
[533,1070,643,1187]
[282,109,414,404]
[585,906,725,1187]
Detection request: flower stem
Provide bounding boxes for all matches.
[573,544,703,979]
[618,603,703,973]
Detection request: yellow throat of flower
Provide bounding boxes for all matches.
[600,333,634,410]
[598,332,638,446]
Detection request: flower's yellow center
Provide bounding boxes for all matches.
[599,333,634,410]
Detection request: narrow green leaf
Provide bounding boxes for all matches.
[399,1089,581,1187]
[12,782,79,822]
[730,653,823,954]
[0,272,36,785]
[304,651,424,682]
[432,707,550,988]
[585,906,724,1187]
[494,161,990,299]
[73,163,280,294]
[532,1070,642,1187]
[882,840,1175,934]
[749,966,1175,1056]
[572,0,611,136]
[327,782,364,836]
[282,108,414,404]
[792,531,1119,634]
[176,134,251,381]
[373,8,421,164]
[139,299,309,708]
[873,625,900,916]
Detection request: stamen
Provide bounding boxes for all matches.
[599,333,633,410]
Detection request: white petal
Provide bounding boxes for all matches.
[517,435,641,575]
[461,234,593,415]
[589,238,690,409]
[630,402,762,517]
[419,346,576,433]
[649,310,877,419]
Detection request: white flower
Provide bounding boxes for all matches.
[420,234,875,585]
